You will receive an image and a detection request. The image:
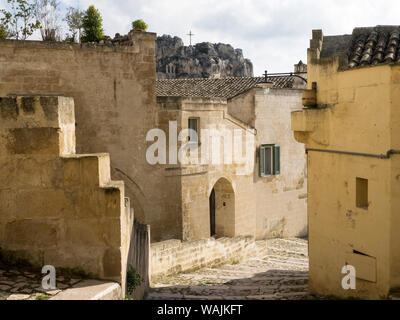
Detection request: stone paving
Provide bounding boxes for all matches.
[0,268,83,300]
[147,238,319,300]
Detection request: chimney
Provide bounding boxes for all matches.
[294,60,307,73]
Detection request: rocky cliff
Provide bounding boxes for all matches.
[156,35,254,79]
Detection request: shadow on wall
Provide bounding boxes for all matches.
[211,178,235,238]
[298,225,309,239]
[258,218,308,240]
[112,166,146,223]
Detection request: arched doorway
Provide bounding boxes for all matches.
[209,178,235,238]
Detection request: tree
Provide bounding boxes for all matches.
[81,5,103,43]
[0,24,12,40]
[0,10,13,39]
[34,0,61,41]
[0,0,40,40]
[64,6,84,43]
[132,19,148,31]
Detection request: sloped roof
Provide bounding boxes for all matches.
[156,76,297,99]
[348,26,400,68]
[320,26,400,69]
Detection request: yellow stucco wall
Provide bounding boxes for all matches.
[390,67,400,290]
[292,31,400,298]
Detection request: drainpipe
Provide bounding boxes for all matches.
[306,148,400,159]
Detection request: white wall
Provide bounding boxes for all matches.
[249,88,308,239]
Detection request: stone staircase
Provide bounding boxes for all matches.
[0,96,134,297]
[147,238,313,300]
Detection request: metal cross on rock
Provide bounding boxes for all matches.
[187,30,195,46]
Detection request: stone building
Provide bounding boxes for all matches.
[292,26,400,299]
[0,31,160,237]
[0,31,157,294]
[0,96,133,295]
[156,73,308,241]
[0,29,308,292]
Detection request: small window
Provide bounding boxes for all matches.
[356,177,369,209]
[273,146,280,175]
[259,144,280,177]
[188,118,199,143]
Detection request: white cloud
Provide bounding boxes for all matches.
[3,0,400,74]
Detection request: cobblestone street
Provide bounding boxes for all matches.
[147,238,317,300]
[0,268,83,300]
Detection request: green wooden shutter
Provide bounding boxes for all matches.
[259,146,265,177]
[273,146,280,175]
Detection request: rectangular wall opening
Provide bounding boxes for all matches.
[188,118,199,143]
[356,177,369,209]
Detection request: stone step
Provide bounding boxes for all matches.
[146,292,184,300]
[151,286,279,297]
[264,256,309,265]
[178,273,245,281]
[50,280,122,300]
[274,291,311,299]
[183,295,223,300]
[150,283,309,298]
[246,294,280,300]
[216,264,272,273]
[250,258,309,269]
[268,247,308,257]
[147,239,311,301]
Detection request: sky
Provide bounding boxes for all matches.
[3,0,400,75]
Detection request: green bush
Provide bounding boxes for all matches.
[131,19,148,31]
[81,5,104,43]
[126,265,144,296]
[0,25,10,40]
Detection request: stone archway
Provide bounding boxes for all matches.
[209,178,235,238]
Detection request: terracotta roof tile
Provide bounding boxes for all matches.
[347,26,400,68]
[156,76,297,99]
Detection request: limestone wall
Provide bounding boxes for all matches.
[156,97,257,241]
[0,33,162,241]
[150,236,256,281]
[0,96,133,294]
[226,88,256,127]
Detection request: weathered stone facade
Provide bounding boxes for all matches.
[154,73,308,242]
[0,31,159,243]
[0,31,309,299]
[153,96,257,241]
[229,87,308,239]
[0,96,133,294]
[0,31,159,296]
